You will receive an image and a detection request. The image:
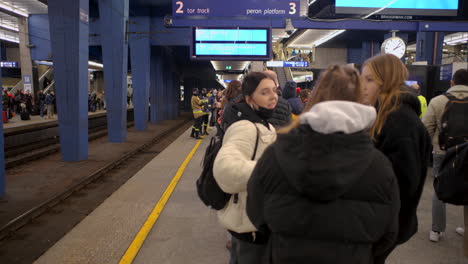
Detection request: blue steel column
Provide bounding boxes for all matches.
[361,40,379,63]
[183,78,194,112]
[156,51,165,122]
[0,47,5,197]
[416,32,445,65]
[162,54,170,120]
[150,47,165,123]
[98,0,129,142]
[167,69,174,119]
[174,74,180,116]
[48,0,89,161]
[149,47,157,123]
[129,17,150,131]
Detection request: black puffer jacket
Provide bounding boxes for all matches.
[267,97,292,128]
[283,81,304,115]
[375,91,431,244]
[247,125,400,264]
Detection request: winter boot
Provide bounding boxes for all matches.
[190,128,195,138]
[194,131,201,139]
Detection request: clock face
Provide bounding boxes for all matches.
[381,37,406,59]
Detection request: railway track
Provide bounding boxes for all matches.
[0,117,192,248]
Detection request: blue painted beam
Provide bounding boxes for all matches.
[99,0,129,142]
[129,16,151,131]
[0,47,5,197]
[172,17,285,28]
[418,22,468,32]
[172,17,468,32]
[48,0,89,161]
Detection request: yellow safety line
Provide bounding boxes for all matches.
[119,139,203,264]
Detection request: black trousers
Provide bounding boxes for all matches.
[193,116,203,132]
[202,114,209,132]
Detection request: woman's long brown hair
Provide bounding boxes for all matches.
[364,54,408,140]
[221,80,242,109]
[278,65,363,134]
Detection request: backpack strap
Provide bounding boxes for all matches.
[445,92,468,101]
[444,93,458,101]
[251,124,260,160]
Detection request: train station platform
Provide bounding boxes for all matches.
[3,109,108,133]
[32,128,466,264]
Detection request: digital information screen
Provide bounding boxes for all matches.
[192,28,271,60]
[335,0,459,16]
[266,61,309,67]
[0,61,19,68]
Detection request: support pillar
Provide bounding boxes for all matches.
[174,73,180,117]
[361,40,380,63]
[416,32,445,65]
[183,78,194,112]
[98,0,129,142]
[149,47,157,124]
[0,45,5,197]
[129,17,150,131]
[48,0,89,161]
[165,68,174,119]
[150,47,165,123]
[18,17,35,96]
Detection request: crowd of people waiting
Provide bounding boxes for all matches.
[1,88,106,123]
[192,53,468,263]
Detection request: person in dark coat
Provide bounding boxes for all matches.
[38,90,46,117]
[264,70,292,128]
[247,65,400,264]
[282,80,304,115]
[362,54,431,253]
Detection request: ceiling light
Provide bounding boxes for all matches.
[0,3,28,17]
[313,30,346,47]
[0,23,18,32]
[88,61,103,68]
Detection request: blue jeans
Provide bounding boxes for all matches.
[40,103,45,117]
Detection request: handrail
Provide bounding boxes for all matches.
[9,67,54,95]
[44,80,55,94]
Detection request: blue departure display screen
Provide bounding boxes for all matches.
[336,0,459,16]
[193,28,271,60]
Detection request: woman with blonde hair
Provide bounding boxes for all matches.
[361,54,431,252]
[247,65,400,263]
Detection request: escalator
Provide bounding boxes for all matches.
[9,66,55,95]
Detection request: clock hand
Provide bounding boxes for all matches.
[393,44,402,51]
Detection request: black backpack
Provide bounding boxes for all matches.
[434,142,468,205]
[438,93,468,150]
[196,123,259,210]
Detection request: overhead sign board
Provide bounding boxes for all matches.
[266,61,309,67]
[192,28,271,61]
[173,0,300,17]
[335,0,459,16]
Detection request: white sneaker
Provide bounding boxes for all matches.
[429,231,443,242]
[455,227,465,236]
